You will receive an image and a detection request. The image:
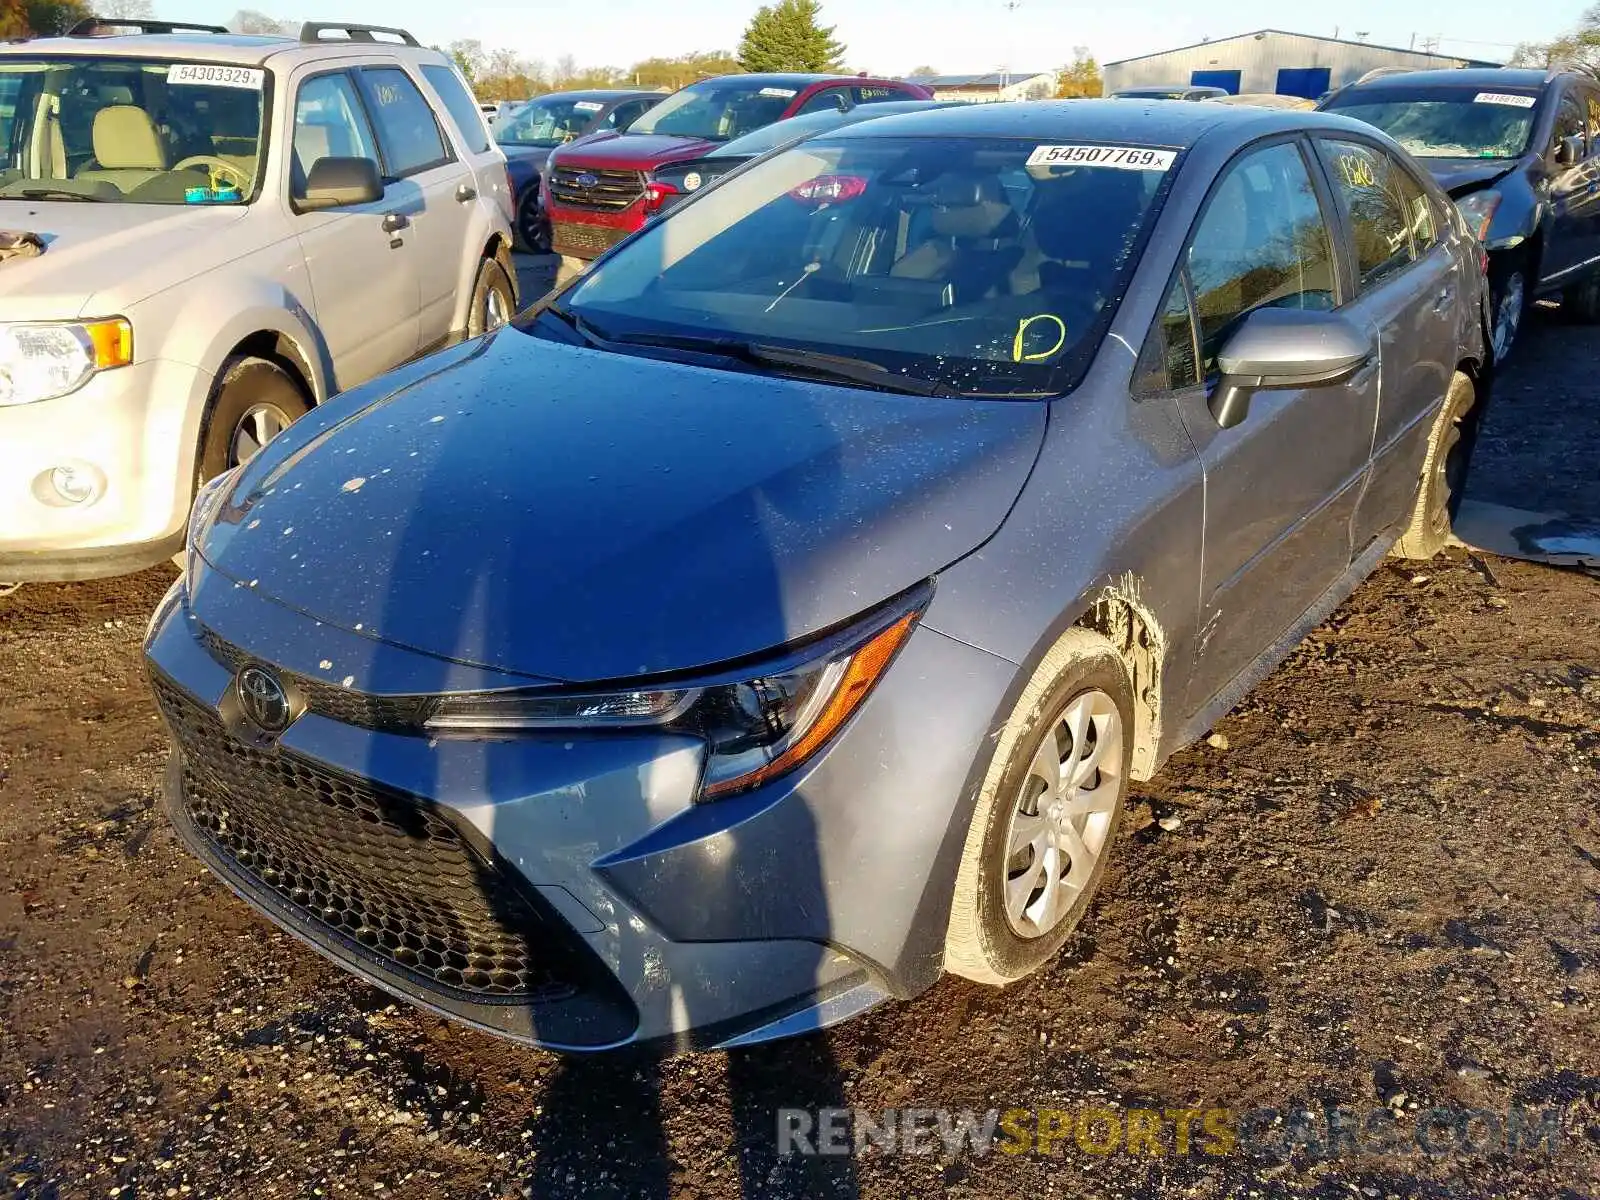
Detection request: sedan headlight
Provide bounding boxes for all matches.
[0,318,132,407]
[185,467,237,577]
[427,602,924,800]
[1454,190,1502,242]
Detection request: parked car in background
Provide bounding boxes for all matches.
[645,98,960,218]
[0,20,517,586]
[496,89,662,251]
[1320,66,1600,361]
[149,100,1488,1052]
[1111,85,1230,101]
[1205,93,1316,109]
[542,72,932,262]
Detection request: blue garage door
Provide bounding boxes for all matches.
[1276,67,1332,98]
[1189,69,1241,94]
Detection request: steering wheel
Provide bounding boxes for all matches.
[172,155,250,187]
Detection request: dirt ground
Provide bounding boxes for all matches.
[1,298,1597,1199]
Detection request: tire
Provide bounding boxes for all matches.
[516,187,551,254]
[1563,273,1600,323]
[467,257,516,337]
[196,356,310,485]
[945,629,1134,985]
[1392,371,1477,561]
[1487,254,1529,364]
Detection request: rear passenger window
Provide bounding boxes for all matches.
[854,85,904,104]
[1186,141,1337,371]
[1321,139,1432,288]
[420,64,489,155]
[357,67,451,178]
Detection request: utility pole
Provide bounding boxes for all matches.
[1001,0,1021,96]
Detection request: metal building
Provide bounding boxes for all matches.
[904,72,1058,102]
[1103,29,1499,100]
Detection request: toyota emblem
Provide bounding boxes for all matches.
[236,665,293,734]
[576,172,599,188]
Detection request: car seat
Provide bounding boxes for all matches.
[1013,168,1149,298]
[889,173,1023,304]
[75,105,169,191]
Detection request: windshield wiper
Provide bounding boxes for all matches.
[4,188,104,202]
[606,331,955,397]
[539,304,610,349]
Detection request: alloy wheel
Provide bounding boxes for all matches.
[484,286,511,331]
[1001,688,1124,939]
[1492,271,1525,363]
[229,402,291,468]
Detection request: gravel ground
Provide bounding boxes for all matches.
[1,295,1596,1200]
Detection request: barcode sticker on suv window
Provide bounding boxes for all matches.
[168,63,265,90]
[1474,92,1536,108]
[1027,144,1176,170]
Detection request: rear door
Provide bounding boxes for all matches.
[1161,138,1378,712]
[1314,137,1460,549]
[355,64,476,351]
[289,67,421,389]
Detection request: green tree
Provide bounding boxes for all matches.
[629,50,740,89]
[1055,46,1102,97]
[737,0,846,73]
[1511,4,1600,71]
[24,0,89,35]
[0,0,29,38]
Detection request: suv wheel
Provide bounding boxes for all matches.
[945,629,1133,985]
[1489,259,1528,363]
[517,189,551,254]
[198,356,311,484]
[1393,371,1477,560]
[468,258,516,337]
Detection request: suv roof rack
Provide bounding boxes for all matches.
[299,22,420,47]
[67,17,231,36]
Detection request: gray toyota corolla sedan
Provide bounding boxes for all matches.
[145,101,1489,1052]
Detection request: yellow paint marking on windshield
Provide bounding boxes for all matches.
[1013,314,1066,363]
[1337,153,1377,189]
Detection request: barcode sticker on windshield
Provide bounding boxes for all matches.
[168,63,264,90]
[573,100,604,112]
[1027,144,1176,170]
[759,87,798,98]
[1474,91,1536,108]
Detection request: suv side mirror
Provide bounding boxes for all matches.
[298,156,383,211]
[1555,133,1584,167]
[1210,307,1375,429]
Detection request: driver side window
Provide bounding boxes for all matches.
[1186,141,1336,374]
[291,72,381,200]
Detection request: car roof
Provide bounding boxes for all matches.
[1341,67,1549,91]
[695,72,886,87]
[0,30,448,70]
[533,88,660,102]
[824,97,1363,148]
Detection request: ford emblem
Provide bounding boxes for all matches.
[576,173,599,188]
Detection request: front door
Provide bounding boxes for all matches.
[1168,139,1378,713]
[354,65,477,351]
[289,68,421,390]
[1314,136,1461,547]
[1545,89,1600,286]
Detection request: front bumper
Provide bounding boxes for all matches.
[547,205,642,261]
[144,564,1017,1051]
[0,356,212,580]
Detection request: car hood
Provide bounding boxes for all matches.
[198,331,1045,682]
[553,130,721,170]
[0,201,252,320]
[1423,158,1518,195]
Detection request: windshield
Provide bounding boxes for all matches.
[626,79,797,142]
[0,56,266,203]
[549,134,1173,397]
[1323,91,1538,158]
[496,95,608,148]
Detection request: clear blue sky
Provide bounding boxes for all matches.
[157,0,1575,75]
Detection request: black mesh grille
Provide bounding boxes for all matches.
[152,672,582,1003]
[197,625,435,733]
[551,219,628,260]
[549,165,645,211]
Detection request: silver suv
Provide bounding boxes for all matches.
[0,19,518,584]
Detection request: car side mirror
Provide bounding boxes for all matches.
[1555,134,1584,167]
[298,156,383,211]
[1209,307,1375,429]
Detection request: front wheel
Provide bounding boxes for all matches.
[1392,371,1477,560]
[1563,273,1600,323]
[945,629,1133,985]
[1488,259,1528,364]
[467,258,516,337]
[197,356,310,485]
[516,188,551,254]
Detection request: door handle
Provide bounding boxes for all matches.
[455,182,478,203]
[381,212,408,233]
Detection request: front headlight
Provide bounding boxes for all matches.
[1454,190,1502,242]
[426,601,924,800]
[0,318,132,407]
[185,467,237,576]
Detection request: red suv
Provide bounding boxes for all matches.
[543,72,931,260]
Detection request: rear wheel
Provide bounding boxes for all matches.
[1393,371,1477,560]
[945,629,1133,985]
[467,258,515,337]
[197,356,310,485]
